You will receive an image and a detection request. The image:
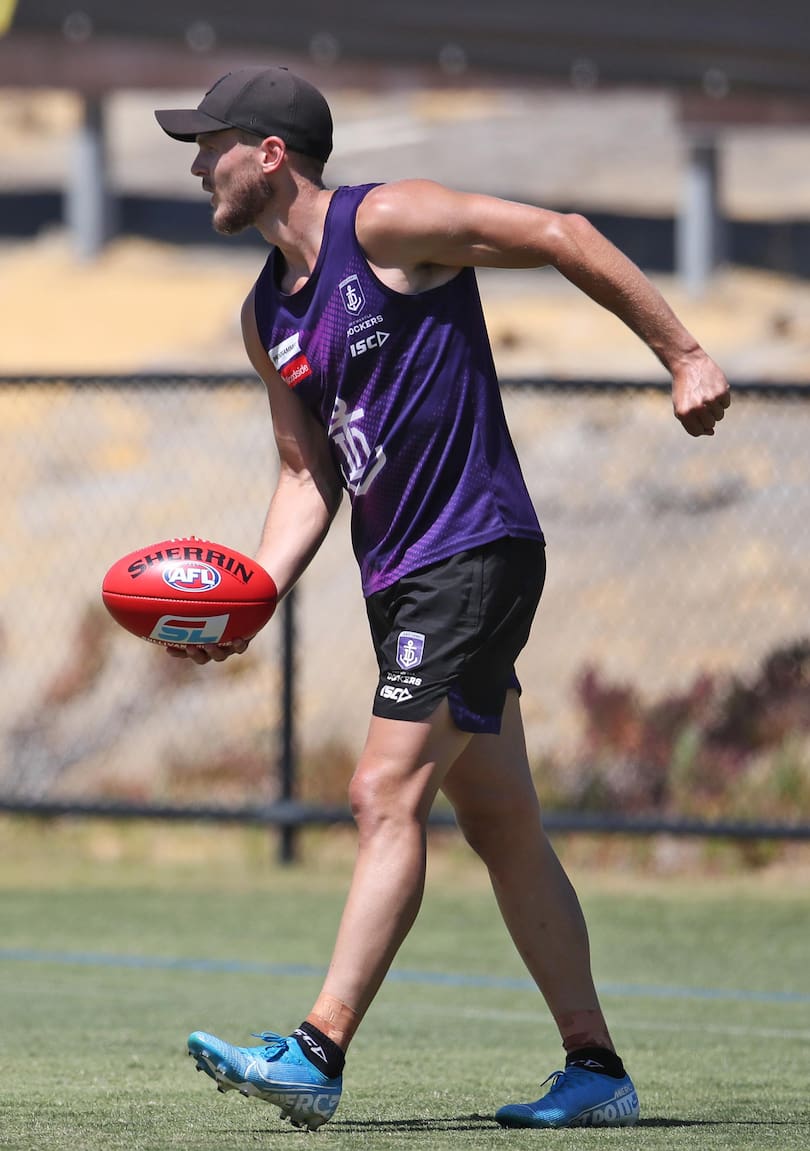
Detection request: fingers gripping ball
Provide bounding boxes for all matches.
[102,537,277,646]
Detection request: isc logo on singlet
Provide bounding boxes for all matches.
[349,330,389,358]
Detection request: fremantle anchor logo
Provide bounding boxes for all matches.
[328,398,386,496]
[339,273,366,315]
[396,631,425,670]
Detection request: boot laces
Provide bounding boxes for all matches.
[249,1031,289,1061]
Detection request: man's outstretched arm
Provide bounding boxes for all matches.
[357,180,731,437]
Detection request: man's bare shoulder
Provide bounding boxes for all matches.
[356,180,461,267]
[363,178,447,205]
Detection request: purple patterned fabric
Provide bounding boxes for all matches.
[254,183,543,595]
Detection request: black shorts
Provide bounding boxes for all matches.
[366,537,546,734]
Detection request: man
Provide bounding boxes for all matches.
[155,65,730,1132]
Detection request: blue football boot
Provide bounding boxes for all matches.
[496,1065,639,1128]
[188,1029,342,1131]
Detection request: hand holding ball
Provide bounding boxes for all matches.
[102,538,277,647]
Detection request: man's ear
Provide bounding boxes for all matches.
[258,136,287,173]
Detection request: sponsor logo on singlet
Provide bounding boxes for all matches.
[268,332,314,388]
[349,331,389,358]
[346,314,383,337]
[280,354,313,387]
[268,332,301,369]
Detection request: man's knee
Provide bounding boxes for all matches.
[347,754,420,834]
[349,707,468,833]
[347,757,387,827]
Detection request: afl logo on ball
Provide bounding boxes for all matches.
[162,563,222,592]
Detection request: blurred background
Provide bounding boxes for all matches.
[1,2,809,856]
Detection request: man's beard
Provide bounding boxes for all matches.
[213,173,272,235]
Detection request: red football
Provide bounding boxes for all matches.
[102,537,277,646]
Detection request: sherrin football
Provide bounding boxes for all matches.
[102,537,277,646]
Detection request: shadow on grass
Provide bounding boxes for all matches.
[639,1118,806,1128]
[328,1114,807,1132]
[329,1115,494,1132]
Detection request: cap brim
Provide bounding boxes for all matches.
[154,108,233,142]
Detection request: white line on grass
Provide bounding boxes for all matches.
[2,948,809,1012]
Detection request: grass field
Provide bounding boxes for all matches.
[1,819,809,1150]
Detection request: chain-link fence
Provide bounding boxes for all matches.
[1,376,809,836]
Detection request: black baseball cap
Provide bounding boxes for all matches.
[155,66,333,163]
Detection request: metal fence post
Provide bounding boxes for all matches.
[676,132,725,297]
[278,585,298,863]
[65,95,117,261]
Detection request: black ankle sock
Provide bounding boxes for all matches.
[294,1022,346,1078]
[565,1046,626,1079]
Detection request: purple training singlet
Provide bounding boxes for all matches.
[253,183,544,596]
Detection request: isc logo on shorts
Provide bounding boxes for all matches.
[379,685,412,703]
